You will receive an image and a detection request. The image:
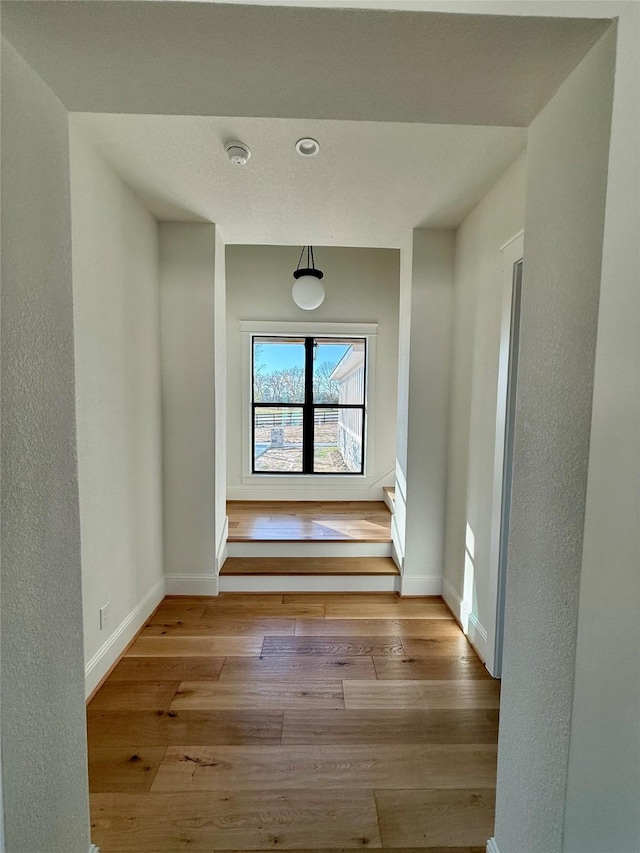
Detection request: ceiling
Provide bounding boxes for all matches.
[3,2,608,126]
[73,113,526,246]
[4,1,609,247]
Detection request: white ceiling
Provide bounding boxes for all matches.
[3,2,608,126]
[5,1,608,247]
[74,113,526,246]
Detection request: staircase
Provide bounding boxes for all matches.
[220,500,399,592]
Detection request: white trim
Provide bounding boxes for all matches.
[390,538,402,571]
[486,838,501,853]
[84,577,165,698]
[486,233,524,676]
[219,574,400,593]
[498,228,524,253]
[89,845,100,853]
[390,514,404,562]
[399,575,442,596]
[227,541,392,558]
[239,474,367,485]
[443,578,489,665]
[216,515,229,572]
[240,320,378,336]
[165,575,219,596]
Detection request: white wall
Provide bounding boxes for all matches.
[395,230,455,595]
[226,245,399,500]
[1,39,90,853]
[562,10,640,852]
[442,154,526,660]
[494,24,617,853]
[70,126,165,696]
[160,223,226,594]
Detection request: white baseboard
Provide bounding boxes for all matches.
[84,577,165,698]
[442,578,489,663]
[486,837,500,853]
[216,515,229,572]
[399,574,442,596]
[219,574,400,593]
[391,514,404,564]
[391,539,403,571]
[227,541,392,558]
[165,574,219,596]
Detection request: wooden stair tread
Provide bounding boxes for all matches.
[220,557,400,576]
[227,500,392,543]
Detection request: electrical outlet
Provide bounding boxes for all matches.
[99,603,110,631]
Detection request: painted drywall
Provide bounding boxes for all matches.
[226,245,399,500]
[1,39,90,853]
[562,10,640,853]
[160,223,225,593]
[394,230,455,594]
[442,154,526,660]
[1,2,607,128]
[494,25,616,853]
[69,125,165,695]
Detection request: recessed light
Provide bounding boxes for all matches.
[296,138,320,157]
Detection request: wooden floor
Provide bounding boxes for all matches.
[227,501,392,542]
[88,592,498,853]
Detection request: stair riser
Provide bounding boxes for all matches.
[218,575,400,593]
[227,542,392,558]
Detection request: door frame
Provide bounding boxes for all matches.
[485,231,524,677]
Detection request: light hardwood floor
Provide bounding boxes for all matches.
[227,501,392,542]
[88,592,498,853]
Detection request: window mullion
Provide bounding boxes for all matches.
[303,338,315,473]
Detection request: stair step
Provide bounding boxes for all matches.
[220,557,400,576]
[382,486,396,513]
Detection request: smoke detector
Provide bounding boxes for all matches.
[225,142,251,166]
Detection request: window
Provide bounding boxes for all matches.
[252,336,366,474]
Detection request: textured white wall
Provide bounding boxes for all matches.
[494,26,616,853]
[1,39,90,853]
[225,245,399,500]
[160,224,223,592]
[398,230,455,594]
[70,126,164,690]
[563,10,640,852]
[443,155,526,657]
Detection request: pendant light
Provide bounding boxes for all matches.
[292,245,325,310]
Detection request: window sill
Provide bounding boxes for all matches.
[241,473,369,485]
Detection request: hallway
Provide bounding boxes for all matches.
[88,592,498,852]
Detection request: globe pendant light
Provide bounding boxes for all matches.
[292,245,325,310]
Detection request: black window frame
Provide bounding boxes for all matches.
[251,335,367,475]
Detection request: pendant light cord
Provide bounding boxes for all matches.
[296,245,316,272]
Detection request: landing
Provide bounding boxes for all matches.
[227,500,392,543]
